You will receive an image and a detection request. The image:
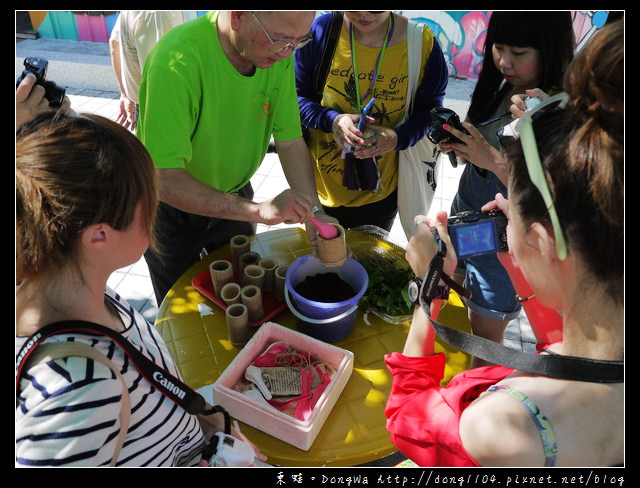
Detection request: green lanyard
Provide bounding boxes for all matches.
[349,14,394,113]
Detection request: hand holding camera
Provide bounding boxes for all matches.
[16,73,50,129]
[407,212,456,281]
[408,208,508,281]
[16,57,68,129]
[427,107,470,168]
[509,89,546,118]
[16,57,67,108]
[201,405,268,467]
[406,208,508,311]
[429,106,510,183]
[497,95,543,146]
[207,431,256,467]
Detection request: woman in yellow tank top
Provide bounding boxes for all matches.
[295,11,449,231]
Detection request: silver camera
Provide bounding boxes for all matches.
[497,97,541,146]
[208,432,256,467]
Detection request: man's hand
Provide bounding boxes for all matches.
[115,95,137,131]
[258,189,312,225]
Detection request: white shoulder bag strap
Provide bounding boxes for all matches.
[403,20,423,122]
[398,21,440,239]
[24,342,131,467]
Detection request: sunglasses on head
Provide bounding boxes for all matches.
[515,92,570,260]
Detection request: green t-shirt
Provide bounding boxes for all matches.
[137,11,302,193]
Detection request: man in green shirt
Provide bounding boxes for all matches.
[138,11,332,303]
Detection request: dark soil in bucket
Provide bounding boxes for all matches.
[294,273,356,302]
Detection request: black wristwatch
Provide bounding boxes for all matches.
[407,229,470,309]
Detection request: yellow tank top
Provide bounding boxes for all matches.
[306,23,432,208]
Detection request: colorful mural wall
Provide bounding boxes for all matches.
[405,10,612,79]
[26,11,119,43]
[24,10,612,79]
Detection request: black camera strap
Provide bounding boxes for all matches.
[313,11,344,103]
[16,320,229,421]
[422,253,472,302]
[428,318,624,383]
[418,255,624,384]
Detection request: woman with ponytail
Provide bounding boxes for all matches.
[384,20,624,467]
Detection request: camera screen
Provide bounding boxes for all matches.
[452,221,497,258]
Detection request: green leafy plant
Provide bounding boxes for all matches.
[359,252,413,317]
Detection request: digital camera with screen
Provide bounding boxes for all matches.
[447,209,508,259]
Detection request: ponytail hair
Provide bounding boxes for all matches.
[505,20,624,304]
[564,19,624,229]
[16,112,159,281]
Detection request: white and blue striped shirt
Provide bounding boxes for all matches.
[16,287,206,467]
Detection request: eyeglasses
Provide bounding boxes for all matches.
[251,12,313,54]
[515,92,570,260]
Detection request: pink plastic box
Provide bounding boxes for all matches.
[211,322,354,451]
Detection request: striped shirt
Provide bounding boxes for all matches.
[16,287,206,467]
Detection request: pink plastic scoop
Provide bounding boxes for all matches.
[308,217,339,239]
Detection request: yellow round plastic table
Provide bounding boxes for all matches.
[154,227,471,467]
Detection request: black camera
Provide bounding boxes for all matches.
[447,209,508,259]
[16,56,66,108]
[427,107,470,168]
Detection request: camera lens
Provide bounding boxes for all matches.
[42,80,66,108]
[427,126,444,144]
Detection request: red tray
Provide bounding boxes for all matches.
[192,264,287,326]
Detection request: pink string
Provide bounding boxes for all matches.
[294,370,314,420]
[310,364,331,407]
[251,342,332,420]
[251,342,290,367]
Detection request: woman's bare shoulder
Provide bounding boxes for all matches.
[459,386,546,467]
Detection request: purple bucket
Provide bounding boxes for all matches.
[284,255,368,342]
